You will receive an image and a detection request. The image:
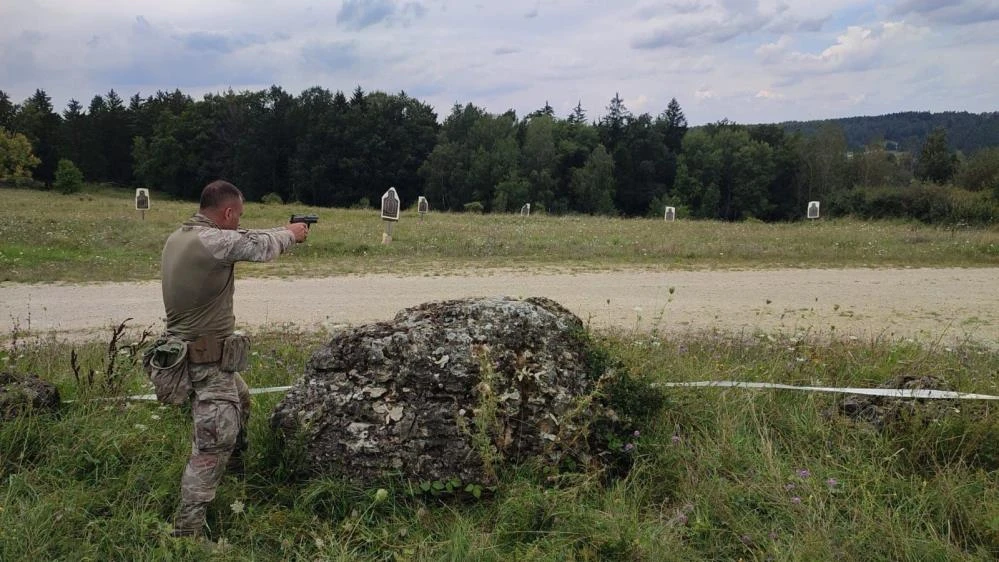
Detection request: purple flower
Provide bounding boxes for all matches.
[671,434,682,445]
[826,478,838,488]
[676,513,688,525]
[796,469,811,478]
[623,443,635,452]
[784,483,796,492]
[790,496,802,504]
[740,535,753,546]
[633,430,641,438]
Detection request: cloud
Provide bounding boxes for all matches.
[493,46,520,55]
[175,32,268,54]
[758,21,932,74]
[626,94,650,111]
[892,0,999,26]
[336,0,428,30]
[133,15,153,34]
[630,0,827,49]
[695,87,716,100]
[755,35,792,63]
[755,89,784,100]
[337,0,397,30]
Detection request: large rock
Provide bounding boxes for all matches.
[271,296,606,485]
[1,372,60,420]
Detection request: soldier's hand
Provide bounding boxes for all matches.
[286,222,309,243]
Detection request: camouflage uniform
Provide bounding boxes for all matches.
[160,213,295,537]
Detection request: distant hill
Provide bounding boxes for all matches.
[778,111,999,154]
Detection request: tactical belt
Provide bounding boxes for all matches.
[188,335,224,364]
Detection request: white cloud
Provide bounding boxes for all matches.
[760,21,932,74]
[695,87,717,101]
[627,94,650,111]
[630,0,829,49]
[755,89,784,100]
[893,0,999,26]
[755,35,792,62]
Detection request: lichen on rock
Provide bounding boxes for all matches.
[271,296,619,485]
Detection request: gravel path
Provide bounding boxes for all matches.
[1,268,996,347]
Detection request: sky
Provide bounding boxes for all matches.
[1,0,998,125]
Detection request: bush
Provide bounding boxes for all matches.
[54,159,84,195]
[831,184,997,226]
[955,147,999,193]
[260,192,284,205]
[463,201,484,214]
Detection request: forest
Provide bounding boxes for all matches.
[1,86,997,224]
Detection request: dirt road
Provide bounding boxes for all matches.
[1,268,996,347]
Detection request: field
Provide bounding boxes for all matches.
[2,185,999,560]
[0,186,997,283]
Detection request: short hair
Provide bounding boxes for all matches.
[199,180,244,210]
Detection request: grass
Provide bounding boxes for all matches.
[0,185,997,283]
[2,324,998,560]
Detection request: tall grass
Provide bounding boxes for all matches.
[1,185,997,283]
[2,324,997,560]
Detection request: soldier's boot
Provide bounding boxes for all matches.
[172,501,208,538]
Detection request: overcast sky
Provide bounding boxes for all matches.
[2,0,997,125]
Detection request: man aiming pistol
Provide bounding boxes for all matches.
[148,180,309,539]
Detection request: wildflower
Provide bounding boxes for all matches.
[740,535,753,546]
[314,537,325,549]
[150,414,161,421]
[826,478,838,488]
[632,430,641,438]
[796,469,811,478]
[676,513,688,525]
[769,532,779,540]
[133,423,148,431]
[790,496,802,504]
[784,483,796,492]
[671,434,681,445]
[230,500,244,514]
[374,488,389,503]
[623,443,635,452]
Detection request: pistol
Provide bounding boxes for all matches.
[290,214,319,227]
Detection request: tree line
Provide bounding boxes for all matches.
[1,87,997,223]
[782,111,999,154]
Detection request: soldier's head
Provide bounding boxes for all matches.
[200,180,244,230]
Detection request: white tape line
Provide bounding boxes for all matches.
[76,382,999,404]
[117,385,295,402]
[655,381,999,400]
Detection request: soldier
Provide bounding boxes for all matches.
[159,180,308,537]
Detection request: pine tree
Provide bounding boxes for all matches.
[567,100,586,125]
[915,127,957,184]
[659,98,688,153]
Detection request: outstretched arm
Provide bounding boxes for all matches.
[200,223,307,264]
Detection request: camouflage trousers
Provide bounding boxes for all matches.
[172,363,250,537]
